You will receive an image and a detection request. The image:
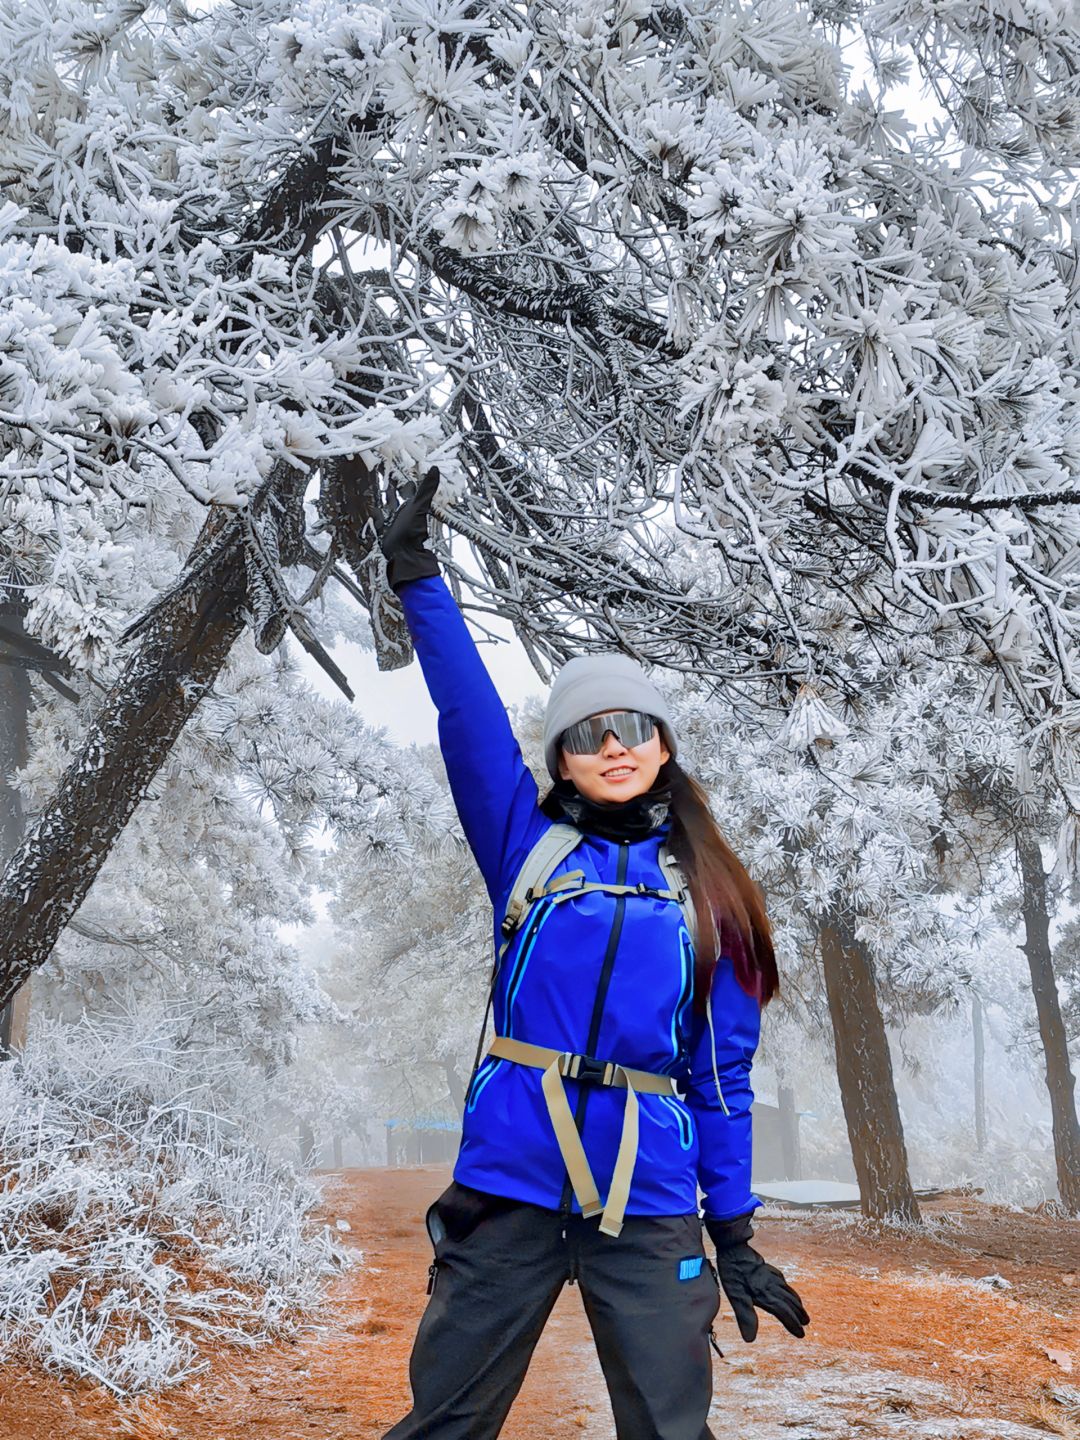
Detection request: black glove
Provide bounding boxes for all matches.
[705,1212,810,1343]
[378,465,442,592]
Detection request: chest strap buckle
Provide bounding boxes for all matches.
[565,1053,612,1085]
[485,1035,677,1239]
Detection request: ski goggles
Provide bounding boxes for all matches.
[559,710,658,755]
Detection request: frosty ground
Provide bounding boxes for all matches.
[3,1163,1080,1440]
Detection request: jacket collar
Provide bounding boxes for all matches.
[543,777,673,843]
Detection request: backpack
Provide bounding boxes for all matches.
[466,823,700,1088]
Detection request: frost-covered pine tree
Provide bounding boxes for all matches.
[317,713,552,1141]
[323,764,494,1129]
[657,648,974,1217]
[0,481,464,1391]
[944,728,1080,1211]
[683,567,1080,1217]
[5,0,1080,1032]
[2,443,459,1044]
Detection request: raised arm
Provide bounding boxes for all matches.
[396,574,540,897]
[379,469,541,901]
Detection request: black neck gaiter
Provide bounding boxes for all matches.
[543,776,673,843]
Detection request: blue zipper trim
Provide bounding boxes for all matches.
[467,894,557,1113]
[670,922,695,1065]
[497,893,550,1034]
[505,897,556,1031]
[466,1055,501,1113]
[657,1093,694,1149]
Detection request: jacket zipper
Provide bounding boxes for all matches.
[559,838,630,1276]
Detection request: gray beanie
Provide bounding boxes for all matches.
[542,652,678,782]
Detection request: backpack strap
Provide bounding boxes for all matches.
[498,823,589,960]
[486,1035,677,1237]
[465,828,706,1105]
[658,843,697,950]
[466,824,587,1098]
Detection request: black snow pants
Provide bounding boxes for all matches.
[381,1180,723,1440]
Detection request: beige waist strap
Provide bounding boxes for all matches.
[487,1035,677,1240]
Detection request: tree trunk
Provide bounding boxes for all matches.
[819,904,921,1222]
[0,610,32,1052]
[1016,829,1080,1211]
[0,508,248,1010]
[972,991,986,1153]
[444,1059,466,1118]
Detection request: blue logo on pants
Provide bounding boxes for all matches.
[678,1256,703,1281]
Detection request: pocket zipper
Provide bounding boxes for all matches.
[706,1256,723,1356]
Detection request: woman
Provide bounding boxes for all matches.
[377,468,808,1440]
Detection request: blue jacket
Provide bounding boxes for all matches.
[398,574,762,1223]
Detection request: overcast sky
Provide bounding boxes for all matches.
[301,605,544,747]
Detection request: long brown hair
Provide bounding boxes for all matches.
[661,757,778,1013]
[541,755,778,1013]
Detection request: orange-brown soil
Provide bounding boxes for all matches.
[2,1164,1078,1439]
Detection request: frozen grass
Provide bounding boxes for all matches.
[878,1268,1018,1298]
[754,1201,995,1248]
[0,1015,353,1396]
[1034,1383,1080,1439]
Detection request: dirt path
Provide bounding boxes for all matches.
[3,1164,1080,1439]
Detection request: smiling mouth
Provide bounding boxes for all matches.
[602,767,636,778]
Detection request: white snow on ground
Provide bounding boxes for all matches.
[705,1363,1051,1440]
[552,1340,1050,1440]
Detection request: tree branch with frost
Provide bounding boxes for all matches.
[10,0,1080,1000]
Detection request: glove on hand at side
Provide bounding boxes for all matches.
[705,1212,810,1343]
[378,466,442,592]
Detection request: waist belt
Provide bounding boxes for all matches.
[486,1035,677,1240]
